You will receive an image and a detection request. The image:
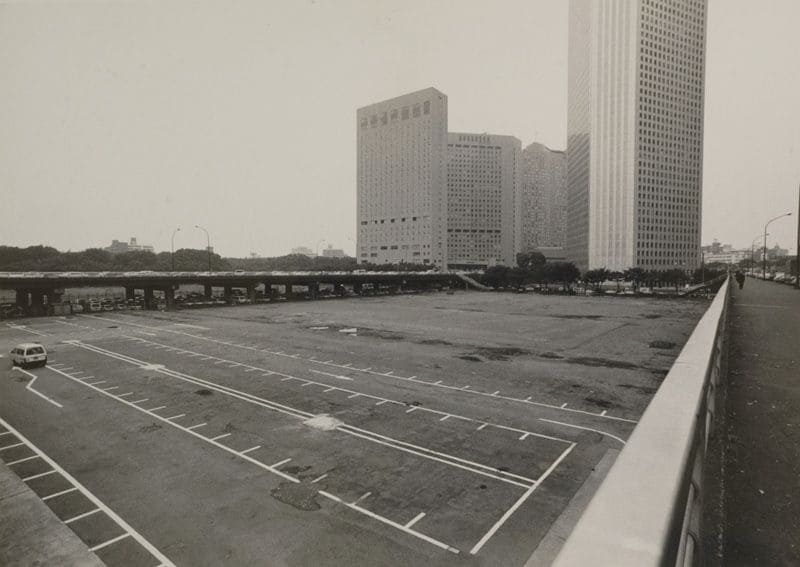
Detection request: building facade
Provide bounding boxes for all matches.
[445,133,521,269]
[321,245,346,258]
[357,88,449,268]
[521,142,567,254]
[104,237,154,255]
[566,0,707,272]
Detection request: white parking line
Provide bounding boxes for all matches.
[64,508,102,524]
[166,414,186,421]
[110,333,576,444]
[317,490,458,554]
[439,415,450,422]
[90,533,130,552]
[0,442,24,452]
[240,445,261,455]
[187,423,207,430]
[118,392,134,398]
[353,491,371,505]
[131,398,149,404]
[310,473,328,483]
[310,369,354,381]
[211,433,231,441]
[22,469,57,482]
[6,455,40,466]
[271,458,291,468]
[89,380,107,386]
[147,406,167,412]
[102,386,119,391]
[405,512,426,528]
[42,487,79,501]
[477,423,488,431]
[70,340,547,485]
[15,368,64,408]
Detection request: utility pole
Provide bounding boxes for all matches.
[796,184,800,289]
[763,213,792,279]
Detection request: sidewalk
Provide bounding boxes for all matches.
[0,459,103,567]
[722,278,799,565]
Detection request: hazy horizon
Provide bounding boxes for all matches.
[2,0,798,258]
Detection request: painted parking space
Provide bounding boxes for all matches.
[76,312,643,423]
[41,343,576,554]
[1,292,706,565]
[0,418,174,567]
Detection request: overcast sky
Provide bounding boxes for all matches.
[1,0,798,257]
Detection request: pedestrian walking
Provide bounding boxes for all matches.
[735,270,745,289]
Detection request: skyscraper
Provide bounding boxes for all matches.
[446,133,521,269]
[566,0,707,272]
[521,142,567,253]
[356,88,448,268]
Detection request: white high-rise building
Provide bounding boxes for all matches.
[357,88,448,268]
[446,133,521,269]
[566,0,707,272]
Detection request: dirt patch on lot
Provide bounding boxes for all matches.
[565,356,640,370]
[457,346,530,362]
[417,338,453,346]
[649,340,677,349]
[139,422,162,433]
[270,482,320,511]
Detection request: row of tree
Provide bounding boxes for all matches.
[0,245,430,273]
[478,251,727,291]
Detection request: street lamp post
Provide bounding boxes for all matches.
[195,225,212,272]
[750,234,765,276]
[762,213,792,279]
[171,227,181,271]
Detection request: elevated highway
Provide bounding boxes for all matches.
[0,270,465,314]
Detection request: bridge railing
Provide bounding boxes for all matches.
[554,277,730,567]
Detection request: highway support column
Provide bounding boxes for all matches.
[163,287,175,311]
[29,290,45,316]
[143,287,154,310]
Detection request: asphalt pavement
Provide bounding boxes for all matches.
[0,291,707,566]
[722,278,799,566]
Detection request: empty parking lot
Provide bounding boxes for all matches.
[0,291,707,566]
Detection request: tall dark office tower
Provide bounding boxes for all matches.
[566,0,707,272]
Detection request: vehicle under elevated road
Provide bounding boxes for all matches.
[0,290,708,566]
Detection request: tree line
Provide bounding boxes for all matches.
[479,251,727,291]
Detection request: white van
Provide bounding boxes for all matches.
[10,343,48,368]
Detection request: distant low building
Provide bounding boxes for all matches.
[321,245,345,258]
[766,244,789,260]
[704,250,749,265]
[291,246,315,257]
[105,237,154,254]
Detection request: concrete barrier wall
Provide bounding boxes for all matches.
[553,277,731,567]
